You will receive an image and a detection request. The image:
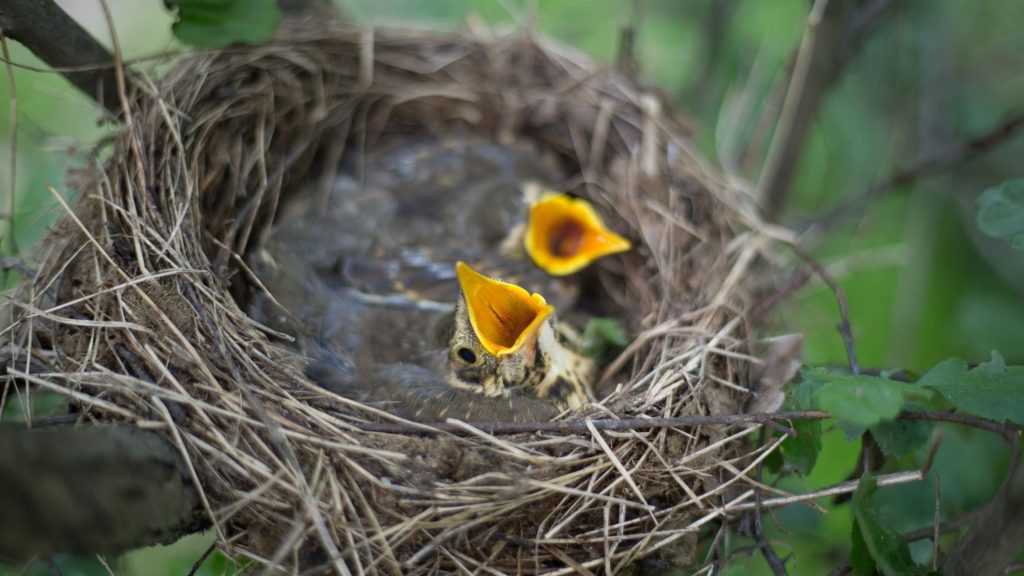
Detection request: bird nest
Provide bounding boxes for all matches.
[5,12,786,575]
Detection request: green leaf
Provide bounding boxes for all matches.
[805,369,928,433]
[852,476,925,575]
[849,519,876,576]
[778,380,823,475]
[763,446,783,475]
[167,0,281,48]
[781,418,822,476]
[870,416,932,458]
[977,350,1006,373]
[976,179,1024,251]
[917,357,1024,425]
[582,317,629,359]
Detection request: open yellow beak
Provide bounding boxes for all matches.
[524,192,631,276]
[455,261,554,358]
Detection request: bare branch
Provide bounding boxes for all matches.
[731,470,924,513]
[0,0,121,114]
[756,0,845,221]
[354,409,1021,437]
[186,542,218,576]
[752,503,789,576]
[0,424,205,558]
[788,243,859,374]
[752,454,790,576]
[942,444,1024,575]
[804,107,1024,232]
[757,0,902,221]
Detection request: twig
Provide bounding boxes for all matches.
[0,0,122,114]
[845,0,898,55]
[788,243,859,374]
[804,107,1024,231]
[898,411,1019,436]
[1,33,18,255]
[96,0,132,123]
[0,254,35,278]
[752,453,789,576]
[684,0,738,104]
[187,542,218,576]
[757,0,902,221]
[756,0,843,221]
[752,502,788,575]
[829,504,981,576]
[902,508,978,543]
[354,409,1021,437]
[730,470,924,513]
[919,430,943,477]
[942,438,1024,576]
[616,0,641,75]
[748,267,811,324]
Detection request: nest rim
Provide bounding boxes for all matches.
[11,13,782,575]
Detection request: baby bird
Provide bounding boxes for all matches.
[515,184,633,277]
[247,135,625,422]
[280,262,594,422]
[447,262,594,410]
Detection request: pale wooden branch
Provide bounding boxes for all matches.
[756,0,847,221]
[757,0,901,221]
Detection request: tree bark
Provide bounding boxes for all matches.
[0,423,206,558]
[0,0,121,114]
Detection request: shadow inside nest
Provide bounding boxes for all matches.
[240,131,635,424]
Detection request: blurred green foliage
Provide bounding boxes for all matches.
[167,0,282,48]
[1,0,1023,574]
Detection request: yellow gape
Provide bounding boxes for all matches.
[455,261,553,357]
[524,192,631,276]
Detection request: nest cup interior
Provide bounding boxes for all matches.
[22,13,773,574]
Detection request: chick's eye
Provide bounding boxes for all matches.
[457,347,477,364]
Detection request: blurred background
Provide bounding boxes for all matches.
[1,0,1022,574]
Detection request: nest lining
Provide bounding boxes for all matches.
[6,12,781,575]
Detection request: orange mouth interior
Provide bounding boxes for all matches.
[524,193,631,276]
[455,262,553,357]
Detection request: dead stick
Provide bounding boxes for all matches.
[805,107,1024,231]
[756,0,844,221]
[354,409,1021,436]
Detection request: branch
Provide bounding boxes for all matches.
[756,0,845,221]
[0,0,121,114]
[803,107,1024,232]
[942,448,1024,575]
[787,243,859,374]
[615,0,640,76]
[752,503,788,575]
[757,0,901,221]
[0,424,205,558]
[751,452,790,576]
[354,409,1021,436]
